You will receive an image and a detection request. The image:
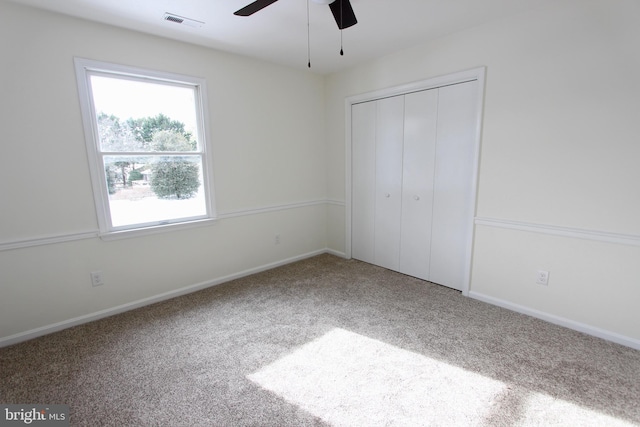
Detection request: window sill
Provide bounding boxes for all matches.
[99,217,218,241]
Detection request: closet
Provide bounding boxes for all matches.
[351,79,479,291]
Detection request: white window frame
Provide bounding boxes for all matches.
[74,57,216,240]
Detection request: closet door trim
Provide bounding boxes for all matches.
[345,67,486,297]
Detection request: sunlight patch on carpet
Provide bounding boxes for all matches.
[521,392,634,426]
[248,328,506,426]
[248,328,634,426]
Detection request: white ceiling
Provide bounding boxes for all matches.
[8,0,549,74]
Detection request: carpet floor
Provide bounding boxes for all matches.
[1,254,639,426]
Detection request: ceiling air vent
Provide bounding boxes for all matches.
[163,13,204,28]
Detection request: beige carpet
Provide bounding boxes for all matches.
[1,254,639,426]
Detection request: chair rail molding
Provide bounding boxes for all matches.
[0,199,334,251]
[475,217,640,247]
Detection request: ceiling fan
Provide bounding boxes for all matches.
[234,0,357,30]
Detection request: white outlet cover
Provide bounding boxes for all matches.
[91,271,104,287]
[536,270,549,285]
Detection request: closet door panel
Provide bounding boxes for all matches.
[374,95,405,271]
[400,89,438,280]
[430,81,478,290]
[351,101,377,264]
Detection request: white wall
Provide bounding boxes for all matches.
[0,2,328,343]
[326,0,640,346]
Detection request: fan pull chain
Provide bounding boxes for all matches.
[307,0,311,68]
[339,0,344,55]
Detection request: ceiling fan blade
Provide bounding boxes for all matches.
[234,0,280,16]
[329,0,357,29]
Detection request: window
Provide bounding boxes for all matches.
[75,58,215,237]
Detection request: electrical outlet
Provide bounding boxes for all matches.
[275,234,281,245]
[536,270,549,286]
[91,271,104,287]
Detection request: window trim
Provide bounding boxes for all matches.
[74,57,216,239]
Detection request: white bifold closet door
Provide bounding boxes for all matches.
[429,82,478,289]
[351,80,477,291]
[399,89,438,280]
[373,95,405,272]
[351,101,377,265]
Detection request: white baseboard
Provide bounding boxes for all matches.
[0,249,331,348]
[325,248,347,258]
[469,291,640,351]
[13,253,635,352]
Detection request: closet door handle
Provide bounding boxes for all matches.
[385,193,391,198]
[414,195,420,201]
